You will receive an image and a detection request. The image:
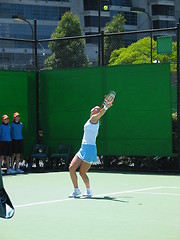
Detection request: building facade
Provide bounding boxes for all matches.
[132,0,176,30]
[0,0,70,69]
[0,0,179,69]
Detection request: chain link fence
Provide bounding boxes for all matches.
[0,27,178,71]
[0,27,178,70]
[0,38,34,70]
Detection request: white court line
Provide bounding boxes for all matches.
[15,198,72,208]
[134,186,180,196]
[14,186,162,208]
[94,186,163,198]
[135,192,180,196]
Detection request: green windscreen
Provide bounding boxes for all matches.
[39,63,172,156]
[0,70,36,156]
[171,85,177,112]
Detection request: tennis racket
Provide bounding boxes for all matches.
[0,170,15,219]
[101,91,116,108]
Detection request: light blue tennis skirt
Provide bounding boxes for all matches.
[76,144,97,164]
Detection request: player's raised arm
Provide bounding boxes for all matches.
[90,101,113,123]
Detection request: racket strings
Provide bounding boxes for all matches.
[101,91,116,108]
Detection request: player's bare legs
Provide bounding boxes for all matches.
[69,156,92,197]
[69,155,82,188]
[79,161,91,189]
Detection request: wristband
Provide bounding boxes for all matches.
[104,105,108,111]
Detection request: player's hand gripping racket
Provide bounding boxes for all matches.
[101,91,116,109]
[0,169,15,219]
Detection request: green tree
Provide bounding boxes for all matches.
[109,37,177,74]
[104,13,126,65]
[45,12,89,69]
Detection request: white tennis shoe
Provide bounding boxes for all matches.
[83,189,93,198]
[68,188,81,198]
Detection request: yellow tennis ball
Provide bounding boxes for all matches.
[103,5,108,11]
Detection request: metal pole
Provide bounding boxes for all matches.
[101,30,104,66]
[98,0,101,66]
[150,31,152,64]
[34,19,39,143]
[144,12,152,63]
[176,23,180,172]
[25,20,34,69]
[25,20,33,38]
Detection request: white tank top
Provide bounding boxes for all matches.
[82,119,99,145]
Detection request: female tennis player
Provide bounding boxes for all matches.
[69,100,113,198]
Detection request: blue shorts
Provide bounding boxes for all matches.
[76,144,97,164]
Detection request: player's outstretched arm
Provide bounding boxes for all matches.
[91,101,113,123]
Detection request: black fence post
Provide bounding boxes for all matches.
[34,19,40,143]
[176,23,180,172]
[150,31,153,63]
[101,30,104,66]
[98,0,101,66]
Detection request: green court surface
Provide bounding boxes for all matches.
[1,172,180,240]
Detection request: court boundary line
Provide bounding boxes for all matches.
[14,186,162,208]
[134,186,180,196]
[135,192,180,196]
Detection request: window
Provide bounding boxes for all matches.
[152,5,175,16]
[0,3,69,21]
[153,20,175,28]
[111,0,132,7]
[12,4,24,16]
[40,0,70,1]
[51,7,59,20]
[41,6,50,20]
[24,5,33,19]
[83,0,112,11]
[110,11,137,25]
[0,3,11,17]
[83,0,98,11]
[84,16,110,28]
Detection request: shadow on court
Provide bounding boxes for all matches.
[76,196,129,203]
[93,196,129,203]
